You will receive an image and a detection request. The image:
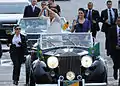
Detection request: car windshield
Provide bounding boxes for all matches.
[0,2,29,14]
[39,33,93,49]
[19,17,69,34]
[19,17,50,33]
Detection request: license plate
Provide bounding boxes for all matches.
[60,80,82,86]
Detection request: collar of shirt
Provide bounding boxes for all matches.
[88,9,92,12]
[31,5,36,11]
[108,8,112,11]
[14,34,21,38]
[12,34,21,47]
[87,9,92,17]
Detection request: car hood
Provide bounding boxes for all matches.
[0,14,23,22]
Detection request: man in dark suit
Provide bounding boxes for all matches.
[108,17,120,80]
[85,2,100,38]
[23,0,41,17]
[101,0,118,55]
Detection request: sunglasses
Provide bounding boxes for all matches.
[15,28,21,30]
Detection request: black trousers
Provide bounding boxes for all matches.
[111,50,120,70]
[10,47,24,81]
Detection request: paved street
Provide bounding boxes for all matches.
[0,0,119,86]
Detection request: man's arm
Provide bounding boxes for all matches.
[114,8,118,22]
[100,10,105,23]
[95,10,101,23]
[101,10,108,24]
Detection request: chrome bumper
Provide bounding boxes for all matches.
[36,83,107,86]
[85,83,107,86]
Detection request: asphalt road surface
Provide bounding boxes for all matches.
[0,0,119,86]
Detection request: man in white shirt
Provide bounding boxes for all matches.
[101,0,118,56]
[85,2,100,38]
[108,17,120,81]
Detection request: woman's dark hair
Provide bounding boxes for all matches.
[14,25,21,30]
[78,8,85,14]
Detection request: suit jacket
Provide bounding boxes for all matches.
[108,25,118,54]
[85,9,100,32]
[7,34,28,56]
[101,8,118,32]
[23,5,41,17]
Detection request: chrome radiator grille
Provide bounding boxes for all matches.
[58,56,81,76]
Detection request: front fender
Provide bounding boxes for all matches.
[86,56,107,83]
[31,60,52,84]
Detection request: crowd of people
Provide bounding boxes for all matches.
[4,0,120,85]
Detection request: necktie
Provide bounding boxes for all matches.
[88,10,92,22]
[109,9,113,24]
[32,6,35,12]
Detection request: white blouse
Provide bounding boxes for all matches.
[12,34,21,47]
[47,13,62,33]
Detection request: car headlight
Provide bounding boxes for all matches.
[66,71,75,81]
[47,56,59,69]
[81,55,93,68]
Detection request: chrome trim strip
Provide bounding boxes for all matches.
[85,83,107,86]
[36,83,107,86]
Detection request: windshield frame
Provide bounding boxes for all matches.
[39,33,93,50]
[17,17,50,34]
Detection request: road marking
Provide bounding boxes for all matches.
[0,59,12,66]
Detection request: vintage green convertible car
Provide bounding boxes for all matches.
[25,33,107,86]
